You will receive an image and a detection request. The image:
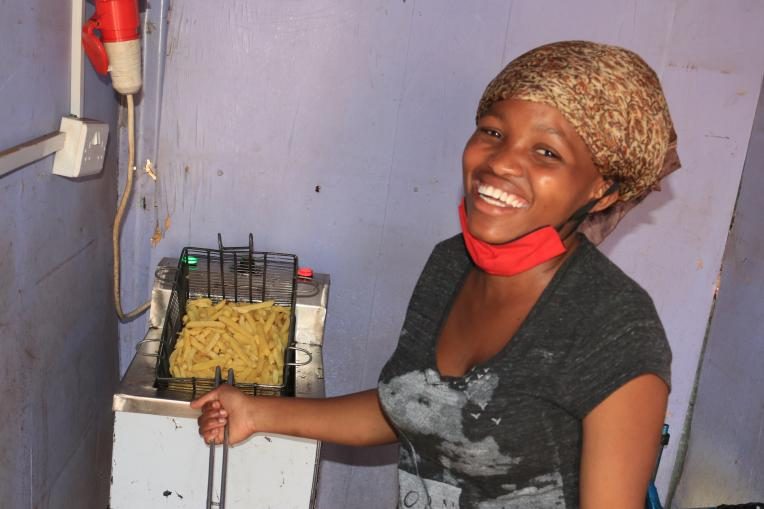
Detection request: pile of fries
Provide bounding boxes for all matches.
[169,298,291,385]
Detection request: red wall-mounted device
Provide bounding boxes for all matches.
[82,0,142,94]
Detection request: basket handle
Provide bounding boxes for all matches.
[135,338,160,357]
[286,345,313,367]
[217,233,254,251]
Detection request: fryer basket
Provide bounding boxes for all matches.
[155,234,298,397]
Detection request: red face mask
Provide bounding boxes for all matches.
[458,201,566,276]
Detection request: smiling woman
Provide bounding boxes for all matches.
[193,40,679,509]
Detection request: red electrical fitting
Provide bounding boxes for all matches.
[297,267,314,279]
[82,0,140,76]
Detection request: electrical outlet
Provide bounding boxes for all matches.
[52,116,109,178]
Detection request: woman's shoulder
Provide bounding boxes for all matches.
[420,234,471,276]
[550,238,672,415]
[432,233,468,257]
[567,235,657,311]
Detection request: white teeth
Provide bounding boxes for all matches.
[477,184,528,208]
[481,195,505,207]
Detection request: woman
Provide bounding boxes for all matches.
[192,40,679,508]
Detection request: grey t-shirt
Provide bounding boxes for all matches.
[378,234,671,509]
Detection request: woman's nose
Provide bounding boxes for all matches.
[487,144,524,177]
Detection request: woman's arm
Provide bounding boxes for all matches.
[191,387,398,447]
[579,373,669,509]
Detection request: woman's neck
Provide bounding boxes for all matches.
[470,233,582,304]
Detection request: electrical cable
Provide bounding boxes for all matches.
[112,93,150,321]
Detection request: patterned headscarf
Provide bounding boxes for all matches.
[477,41,680,242]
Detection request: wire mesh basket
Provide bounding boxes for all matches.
[155,234,299,397]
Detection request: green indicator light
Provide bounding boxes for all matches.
[182,255,198,266]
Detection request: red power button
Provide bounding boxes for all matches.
[297,267,314,279]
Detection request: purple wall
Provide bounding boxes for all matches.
[114,1,764,507]
[671,77,764,507]
[0,2,119,506]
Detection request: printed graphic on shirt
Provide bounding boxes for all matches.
[398,469,565,509]
[380,369,516,477]
[381,369,567,507]
[399,469,461,509]
[476,472,565,508]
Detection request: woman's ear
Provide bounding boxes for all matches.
[589,180,620,213]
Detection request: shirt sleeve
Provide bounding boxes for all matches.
[557,289,672,419]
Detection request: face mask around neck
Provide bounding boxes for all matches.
[458,201,566,276]
[458,182,618,276]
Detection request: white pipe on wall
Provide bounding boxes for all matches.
[70,0,84,117]
[0,132,67,178]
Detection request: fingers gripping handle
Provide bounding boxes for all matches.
[206,367,235,509]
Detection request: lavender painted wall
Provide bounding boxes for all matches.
[0,2,119,507]
[671,77,764,508]
[115,1,764,507]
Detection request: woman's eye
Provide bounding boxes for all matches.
[535,148,558,159]
[479,127,501,139]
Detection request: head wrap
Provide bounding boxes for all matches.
[477,40,680,243]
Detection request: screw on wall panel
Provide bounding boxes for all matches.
[314,185,321,193]
[141,197,147,210]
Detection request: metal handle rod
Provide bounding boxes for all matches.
[205,366,222,509]
[205,367,234,509]
[218,368,234,508]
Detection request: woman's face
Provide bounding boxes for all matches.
[462,99,612,244]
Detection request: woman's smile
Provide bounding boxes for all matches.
[476,182,530,209]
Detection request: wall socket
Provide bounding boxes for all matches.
[52,116,109,178]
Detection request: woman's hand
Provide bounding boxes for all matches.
[190,385,257,445]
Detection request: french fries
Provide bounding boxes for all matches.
[169,298,291,385]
